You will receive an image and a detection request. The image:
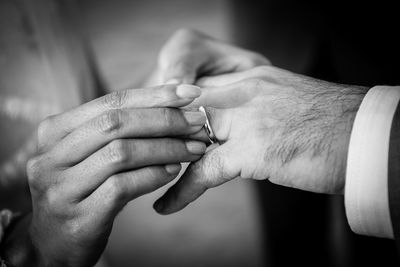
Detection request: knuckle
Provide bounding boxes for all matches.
[106,139,129,164]
[26,155,56,196]
[39,188,74,220]
[26,156,42,177]
[160,108,175,127]
[97,109,123,134]
[103,90,127,109]
[37,115,56,145]
[45,188,62,211]
[26,156,44,189]
[106,176,127,205]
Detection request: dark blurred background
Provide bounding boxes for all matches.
[1,0,399,266]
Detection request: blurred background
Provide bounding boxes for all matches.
[1,0,399,266]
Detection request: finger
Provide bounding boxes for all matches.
[38,84,201,151]
[181,107,232,144]
[187,79,260,109]
[196,66,269,87]
[62,138,206,199]
[50,108,206,166]
[183,128,210,144]
[196,73,245,87]
[153,143,238,214]
[77,164,182,224]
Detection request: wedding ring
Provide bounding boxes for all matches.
[199,106,218,144]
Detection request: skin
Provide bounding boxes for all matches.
[154,28,271,84]
[152,32,368,214]
[2,84,208,267]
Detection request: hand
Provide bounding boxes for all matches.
[25,84,207,267]
[154,66,368,214]
[152,28,270,85]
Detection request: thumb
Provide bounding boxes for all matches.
[153,143,237,214]
[160,59,198,85]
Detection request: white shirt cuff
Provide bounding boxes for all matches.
[345,85,400,239]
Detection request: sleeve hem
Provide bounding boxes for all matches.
[345,85,400,239]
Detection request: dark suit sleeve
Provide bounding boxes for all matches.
[389,101,400,254]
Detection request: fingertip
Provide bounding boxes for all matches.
[165,164,182,175]
[153,190,181,215]
[185,140,207,155]
[153,199,165,214]
[153,197,187,215]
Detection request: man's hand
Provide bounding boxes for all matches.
[153,29,270,84]
[154,66,368,214]
[25,84,207,267]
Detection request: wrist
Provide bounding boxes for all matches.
[0,212,41,267]
[331,85,368,193]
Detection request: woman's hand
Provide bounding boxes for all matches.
[25,84,207,267]
[154,66,367,214]
[150,28,270,85]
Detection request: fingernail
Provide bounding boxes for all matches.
[176,84,201,99]
[166,78,181,84]
[165,164,181,174]
[185,141,206,154]
[154,200,164,213]
[183,111,206,126]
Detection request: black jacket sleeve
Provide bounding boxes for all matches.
[389,102,400,254]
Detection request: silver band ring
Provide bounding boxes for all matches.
[199,106,218,144]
